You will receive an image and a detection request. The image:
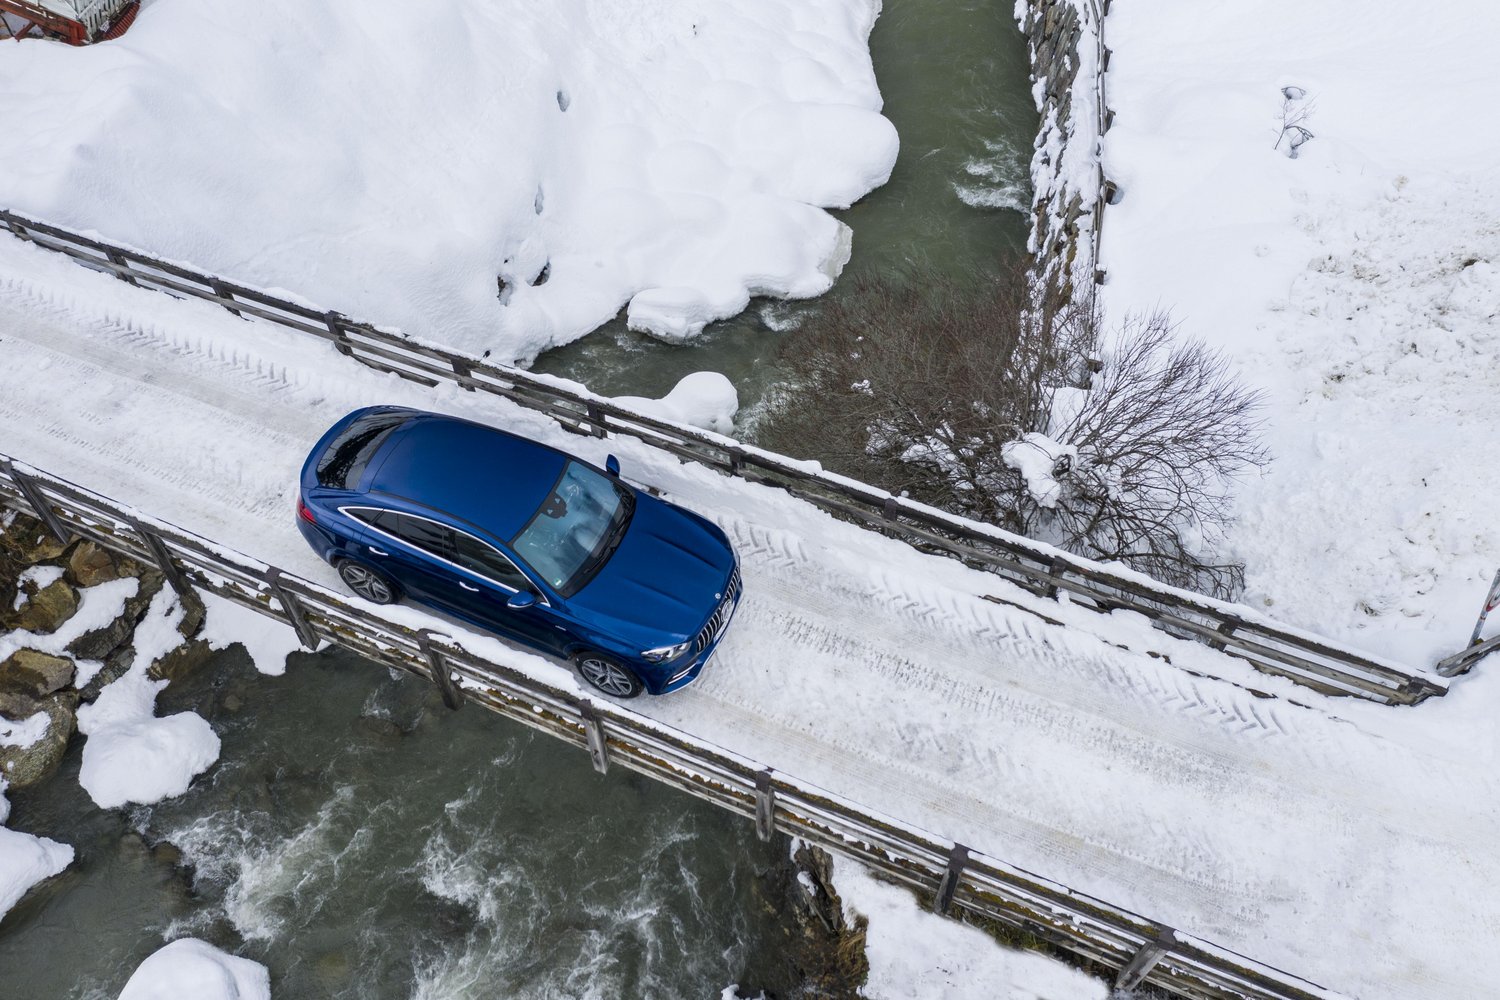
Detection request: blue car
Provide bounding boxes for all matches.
[296,406,741,698]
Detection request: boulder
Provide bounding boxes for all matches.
[67,572,163,662]
[64,540,126,588]
[6,577,79,634]
[79,644,136,703]
[0,514,68,564]
[0,649,76,699]
[147,638,215,686]
[0,691,78,790]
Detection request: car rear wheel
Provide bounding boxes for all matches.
[337,560,399,605]
[574,652,644,699]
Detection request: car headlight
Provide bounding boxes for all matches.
[641,641,691,663]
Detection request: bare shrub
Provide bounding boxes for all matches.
[753,268,1268,598]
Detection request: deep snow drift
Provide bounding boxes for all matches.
[1099,0,1500,666]
[0,0,896,362]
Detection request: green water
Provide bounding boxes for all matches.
[1,4,1037,996]
[532,0,1037,427]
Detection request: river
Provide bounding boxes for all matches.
[0,3,1037,996]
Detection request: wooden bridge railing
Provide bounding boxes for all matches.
[0,453,1346,1000]
[0,207,1458,705]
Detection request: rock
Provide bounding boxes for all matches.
[0,691,78,790]
[67,572,163,661]
[221,693,243,713]
[176,590,207,641]
[80,644,136,703]
[0,687,39,719]
[5,577,79,634]
[0,514,68,564]
[147,638,215,685]
[0,649,76,698]
[64,540,125,588]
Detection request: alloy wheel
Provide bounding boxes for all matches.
[340,563,393,604]
[578,655,640,697]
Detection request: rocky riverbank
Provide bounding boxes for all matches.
[0,511,214,799]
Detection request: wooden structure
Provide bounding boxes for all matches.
[0,0,137,44]
[0,207,1466,706]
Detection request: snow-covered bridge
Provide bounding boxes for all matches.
[1,220,1496,1000]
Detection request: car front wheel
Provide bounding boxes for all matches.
[337,560,400,605]
[574,652,644,699]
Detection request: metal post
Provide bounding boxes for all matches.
[450,358,475,390]
[579,703,610,774]
[127,516,205,618]
[1210,621,1237,651]
[2,460,71,544]
[1115,927,1178,991]
[932,843,969,915]
[416,630,464,711]
[1045,557,1069,600]
[881,496,901,520]
[264,568,319,649]
[754,769,777,842]
[1468,569,1500,647]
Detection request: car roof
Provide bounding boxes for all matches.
[364,414,568,541]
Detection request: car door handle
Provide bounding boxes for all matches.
[458,580,479,592]
[368,546,390,557]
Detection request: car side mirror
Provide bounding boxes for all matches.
[506,591,537,611]
[605,454,621,477]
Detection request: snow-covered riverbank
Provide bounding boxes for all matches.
[1099,0,1500,665]
[0,0,896,362]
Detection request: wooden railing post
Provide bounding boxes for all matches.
[932,843,969,915]
[1,459,71,544]
[264,568,319,649]
[105,250,139,287]
[579,702,610,774]
[754,768,777,842]
[416,630,464,710]
[1116,927,1177,991]
[585,403,608,438]
[324,311,354,356]
[209,277,242,317]
[126,516,205,619]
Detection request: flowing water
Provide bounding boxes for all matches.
[1,4,1037,996]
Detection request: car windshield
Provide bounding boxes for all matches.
[512,460,633,596]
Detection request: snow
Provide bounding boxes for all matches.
[75,589,221,809]
[0,778,74,925]
[116,938,270,1000]
[201,591,306,678]
[831,854,1108,1000]
[0,711,50,750]
[613,371,740,436]
[0,0,896,363]
[1098,0,1500,666]
[0,576,138,662]
[1000,432,1076,509]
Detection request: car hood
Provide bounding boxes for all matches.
[568,492,736,646]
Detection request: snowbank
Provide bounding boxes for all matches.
[1099,0,1500,661]
[0,779,74,924]
[201,592,304,678]
[117,938,270,1000]
[0,0,897,362]
[76,590,220,809]
[613,371,740,436]
[831,854,1108,1000]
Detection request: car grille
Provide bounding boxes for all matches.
[694,567,741,654]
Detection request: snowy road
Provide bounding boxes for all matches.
[3,235,1498,999]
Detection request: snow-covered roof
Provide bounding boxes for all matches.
[31,0,127,33]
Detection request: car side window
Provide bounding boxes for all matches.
[393,514,455,561]
[452,532,532,592]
